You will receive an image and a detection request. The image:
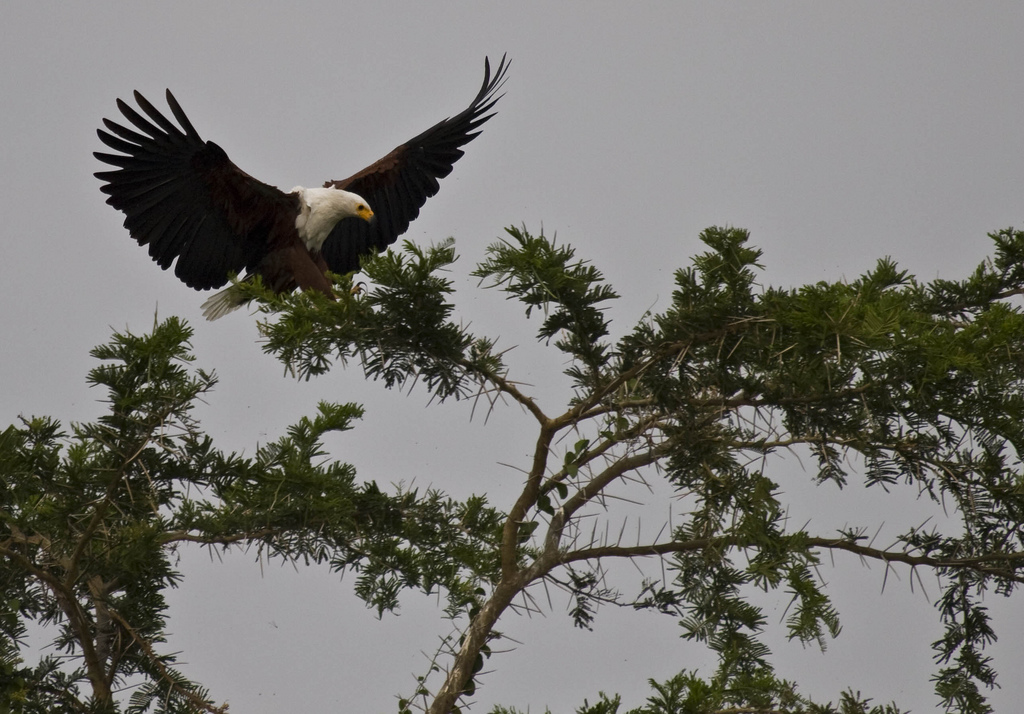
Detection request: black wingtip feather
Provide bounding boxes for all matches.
[133,91,182,137]
[164,89,203,141]
[114,98,166,140]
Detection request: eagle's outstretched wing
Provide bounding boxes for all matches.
[95,90,295,290]
[321,54,509,274]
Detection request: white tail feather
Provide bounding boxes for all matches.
[200,285,247,321]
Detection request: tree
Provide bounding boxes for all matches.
[0,319,502,712]
[4,225,1024,713]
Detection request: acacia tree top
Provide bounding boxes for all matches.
[4,226,1024,714]
[257,225,1024,713]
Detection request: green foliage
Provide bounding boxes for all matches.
[252,239,505,400]
[255,225,1024,714]
[7,223,1024,714]
[0,318,503,712]
[2,317,216,713]
[473,226,618,382]
[492,671,906,714]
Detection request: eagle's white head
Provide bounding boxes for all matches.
[292,186,374,251]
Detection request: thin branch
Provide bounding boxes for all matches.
[559,442,671,522]
[557,537,722,566]
[107,608,229,714]
[809,537,1024,581]
[554,534,1024,583]
[726,434,858,451]
[0,541,111,703]
[562,317,773,430]
[157,528,280,546]
[540,413,667,496]
[458,357,549,425]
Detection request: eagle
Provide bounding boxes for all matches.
[95,55,509,320]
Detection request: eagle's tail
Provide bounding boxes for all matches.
[200,285,248,321]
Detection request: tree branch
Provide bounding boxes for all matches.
[107,607,229,714]
[564,317,773,429]
[554,534,1024,583]
[559,441,670,521]
[540,413,667,497]
[0,540,112,703]
[809,537,1024,582]
[500,420,556,579]
[459,357,549,426]
[157,528,280,546]
[427,574,526,714]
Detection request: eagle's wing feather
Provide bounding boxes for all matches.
[95,90,296,290]
[320,54,509,274]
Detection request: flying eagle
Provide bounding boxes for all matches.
[95,55,508,320]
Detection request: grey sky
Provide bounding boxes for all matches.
[2,3,1023,712]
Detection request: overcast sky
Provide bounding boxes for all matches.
[3,3,1024,713]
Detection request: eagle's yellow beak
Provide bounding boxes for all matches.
[359,205,375,223]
